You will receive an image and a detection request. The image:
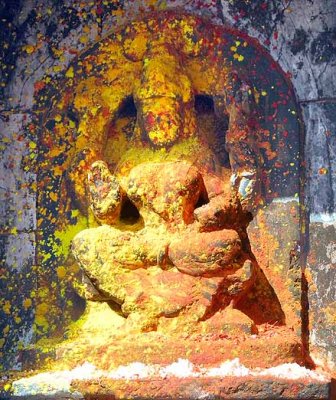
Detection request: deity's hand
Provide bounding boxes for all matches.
[88,160,123,224]
[67,148,99,213]
[168,229,243,276]
[193,190,251,232]
[230,170,260,215]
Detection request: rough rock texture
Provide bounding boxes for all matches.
[217,0,336,369]
[61,15,297,362]
[27,12,301,375]
[73,376,331,400]
[308,222,336,370]
[0,0,335,381]
[0,113,36,369]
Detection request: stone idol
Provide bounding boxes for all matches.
[12,11,330,400]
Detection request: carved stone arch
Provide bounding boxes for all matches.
[33,11,305,368]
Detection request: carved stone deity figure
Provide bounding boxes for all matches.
[36,12,303,367]
[68,21,285,334]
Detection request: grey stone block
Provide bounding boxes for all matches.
[308,220,336,371]
[219,0,336,101]
[0,113,36,232]
[303,103,336,214]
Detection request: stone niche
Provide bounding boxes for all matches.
[10,11,332,400]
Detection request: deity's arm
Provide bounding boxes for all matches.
[87,160,123,224]
[194,187,249,232]
[224,72,263,214]
[67,147,100,214]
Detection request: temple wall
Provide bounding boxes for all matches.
[1,0,335,371]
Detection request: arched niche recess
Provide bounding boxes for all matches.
[30,11,305,369]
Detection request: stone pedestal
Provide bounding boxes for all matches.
[73,377,331,400]
[4,376,331,400]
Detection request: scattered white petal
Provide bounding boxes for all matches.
[253,363,328,382]
[206,358,250,377]
[159,358,198,378]
[108,362,156,380]
[12,362,102,396]
[11,358,329,397]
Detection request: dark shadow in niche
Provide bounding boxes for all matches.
[103,96,138,169]
[118,95,137,118]
[194,189,210,210]
[330,378,336,400]
[120,197,141,225]
[301,271,315,367]
[194,94,214,114]
[195,94,230,168]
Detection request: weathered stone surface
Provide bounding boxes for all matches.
[0,112,37,370]
[308,221,336,370]
[72,376,331,400]
[169,230,244,276]
[304,103,336,214]
[0,113,36,232]
[63,15,300,351]
[247,200,302,328]
[87,161,123,225]
[0,232,36,370]
[219,0,336,102]
[0,0,335,379]
[2,371,331,400]
[303,101,336,371]
[1,379,331,400]
[3,1,99,110]
[218,9,336,370]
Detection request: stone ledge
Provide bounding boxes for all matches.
[3,376,331,400]
[71,376,331,400]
